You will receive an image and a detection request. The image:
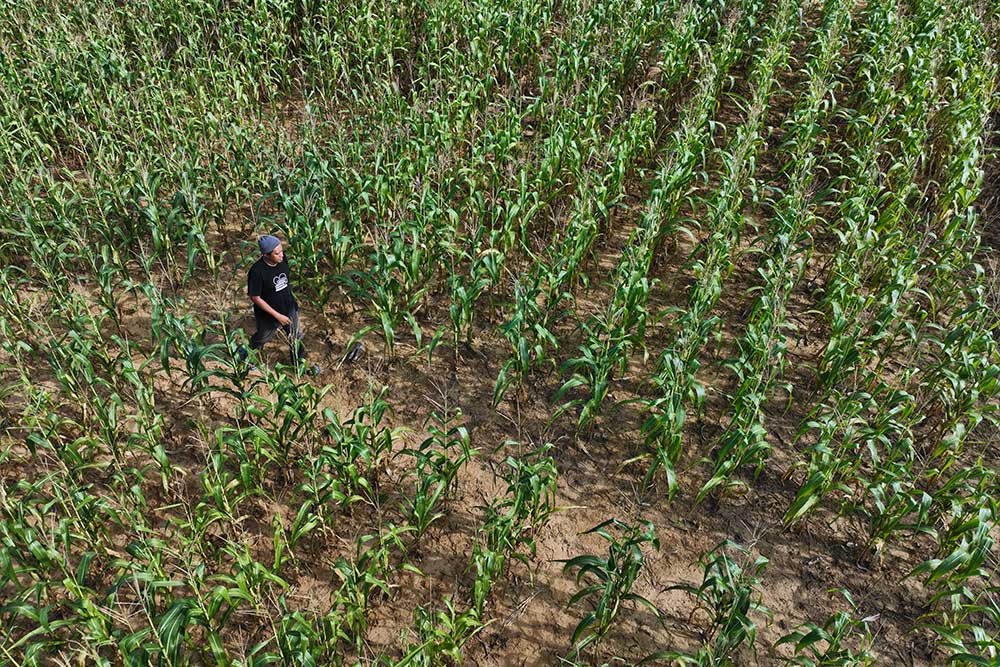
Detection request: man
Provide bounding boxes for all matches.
[245,234,317,373]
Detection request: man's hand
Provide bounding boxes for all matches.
[275,313,291,327]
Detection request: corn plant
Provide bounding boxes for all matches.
[775,591,876,667]
[783,390,874,527]
[467,443,558,619]
[247,601,347,667]
[115,348,171,491]
[815,0,961,400]
[786,0,961,536]
[492,0,729,407]
[446,254,491,354]
[909,480,999,665]
[649,541,770,667]
[911,503,997,608]
[562,519,661,660]
[239,372,334,478]
[293,454,366,547]
[493,274,561,406]
[186,437,259,560]
[339,231,431,360]
[332,532,394,656]
[399,408,477,541]
[272,145,358,307]
[4,0,1000,665]
[555,247,655,430]
[484,443,558,561]
[915,301,1000,471]
[325,388,405,507]
[398,597,484,667]
[918,589,999,666]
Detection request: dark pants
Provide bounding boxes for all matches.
[249,308,305,364]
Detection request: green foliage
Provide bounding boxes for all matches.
[471,443,559,615]
[399,597,484,667]
[562,519,662,659]
[775,591,876,667]
[400,408,477,540]
[2,0,998,664]
[648,541,770,667]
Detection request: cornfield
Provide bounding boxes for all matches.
[1,0,998,665]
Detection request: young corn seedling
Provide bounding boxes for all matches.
[495,443,559,540]
[245,370,333,473]
[320,388,404,508]
[775,591,876,667]
[435,204,494,363]
[256,600,347,667]
[293,451,367,546]
[555,242,655,432]
[400,408,477,541]
[650,540,770,667]
[783,390,874,526]
[332,532,393,656]
[467,443,558,618]
[272,146,357,307]
[493,274,561,406]
[187,438,259,559]
[340,235,429,361]
[915,302,1000,471]
[910,487,999,665]
[815,0,961,398]
[910,504,997,608]
[921,464,995,556]
[491,0,726,407]
[483,443,559,568]
[398,597,484,667]
[918,588,999,666]
[820,383,935,563]
[562,519,662,660]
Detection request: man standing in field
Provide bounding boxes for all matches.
[245,234,318,374]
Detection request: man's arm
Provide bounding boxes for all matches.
[251,295,290,326]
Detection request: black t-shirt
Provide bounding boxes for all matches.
[247,257,298,319]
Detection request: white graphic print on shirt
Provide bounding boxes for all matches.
[273,273,288,292]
